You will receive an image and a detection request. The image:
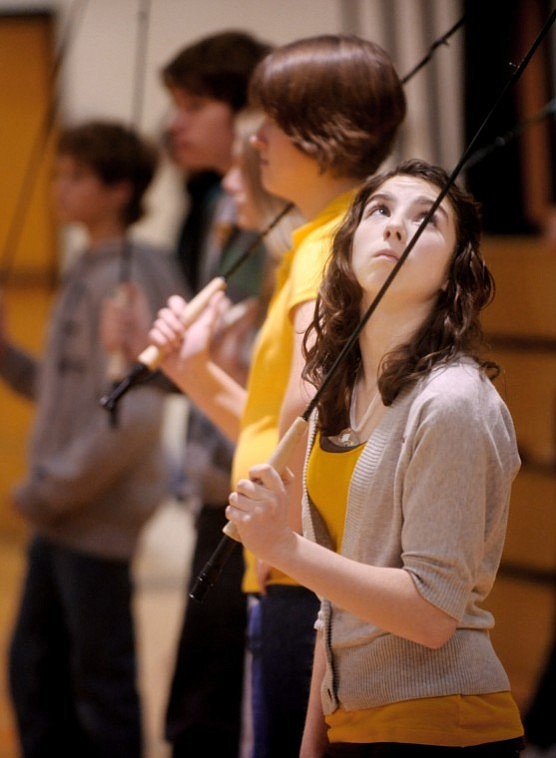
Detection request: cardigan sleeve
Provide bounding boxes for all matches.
[398,372,519,622]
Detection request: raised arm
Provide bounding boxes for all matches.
[227,463,457,649]
[148,293,247,442]
[0,299,38,400]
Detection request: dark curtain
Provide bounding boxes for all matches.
[463,0,555,233]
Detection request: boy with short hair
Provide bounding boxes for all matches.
[0,119,180,757]
[158,31,272,758]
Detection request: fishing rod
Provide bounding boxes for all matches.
[105,0,153,427]
[189,8,556,603]
[100,201,294,413]
[463,97,556,170]
[400,14,466,85]
[99,15,468,415]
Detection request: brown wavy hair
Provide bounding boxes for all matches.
[57,120,158,226]
[162,31,271,112]
[249,34,406,179]
[302,159,499,436]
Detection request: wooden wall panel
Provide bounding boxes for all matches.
[0,10,57,532]
[0,286,53,535]
[504,471,556,572]
[0,12,57,284]
[486,576,556,710]
[482,234,556,713]
[491,350,556,464]
[482,235,556,337]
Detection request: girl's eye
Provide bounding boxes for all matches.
[416,210,438,227]
[365,203,389,219]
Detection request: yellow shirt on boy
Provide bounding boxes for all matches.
[231,190,357,593]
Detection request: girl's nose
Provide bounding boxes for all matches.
[384,217,405,242]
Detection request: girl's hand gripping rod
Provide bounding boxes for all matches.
[99,203,294,414]
[190,415,309,602]
[100,275,227,413]
[189,6,556,603]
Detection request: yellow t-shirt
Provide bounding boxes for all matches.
[232,190,357,593]
[307,434,523,746]
[306,432,365,550]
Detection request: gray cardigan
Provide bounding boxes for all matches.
[302,358,520,714]
[0,238,182,559]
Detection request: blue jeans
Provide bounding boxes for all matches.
[248,585,320,758]
[9,535,142,757]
